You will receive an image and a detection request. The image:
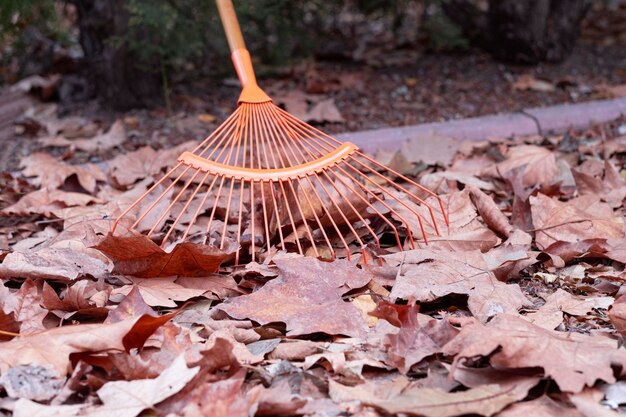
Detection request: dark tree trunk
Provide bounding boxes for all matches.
[442,0,592,64]
[69,0,162,110]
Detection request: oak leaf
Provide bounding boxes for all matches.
[443,314,625,393]
[386,248,531,322]
[530,193,624,250]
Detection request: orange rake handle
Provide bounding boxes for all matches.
[216,0,272,103]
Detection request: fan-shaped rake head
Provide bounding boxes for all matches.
[111,0,448,265]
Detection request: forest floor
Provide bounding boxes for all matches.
[2,4,626,417]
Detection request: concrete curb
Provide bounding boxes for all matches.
[337,98,626,153]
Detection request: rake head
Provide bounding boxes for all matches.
[111,0,448,265]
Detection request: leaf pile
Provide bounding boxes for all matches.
[2,111,626,416]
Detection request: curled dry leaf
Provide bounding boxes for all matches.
[93,232,236,277]
[443,314,626,393]
[219,256,370,337]
[468,185,513,237]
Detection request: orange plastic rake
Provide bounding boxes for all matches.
[112,0,448,265]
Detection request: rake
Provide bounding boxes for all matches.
[112,0,448,265]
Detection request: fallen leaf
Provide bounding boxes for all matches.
[484,145,558,188]
[512,74,555,92]
[530,193,624,250]
[111,277,208,307]
[0,314,171,375]
[0,247,110,281]
[20,152,106,193]
[93,232,236,277]
[468,185,513,237]
[496,396,584,417]
[330,379,535,417]
[443,314,625,393]
[386,248,531,322]
[89,354,199,417]
[3,189,101,216]
[609,294,626,338]
[219,256,370,337]
[39,120,126,152]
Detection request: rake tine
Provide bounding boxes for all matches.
[182,174,218,242]
[204,175,226,245]
[162,171,211,244]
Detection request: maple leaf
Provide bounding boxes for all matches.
[93,232,236,277]
[0,279,47,335]
[219,256,371,337]
[443,314,626,393]
[389,189,499,252]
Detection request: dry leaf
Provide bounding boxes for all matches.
[93,232,236,277]
[111,277,208,307]
[530,194,624,250]
[20,152,105,193]
[219,256,370,337]
[512,74,555,92]
[386,248,531,322]
[443,314,626,393]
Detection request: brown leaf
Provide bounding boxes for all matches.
[20,153,105,193]
[386,248,530,322]
[0,314,170,375]
[484,145,558,188]
[330,379,535,417]
[39,120,126,152]
[1,279,47,334]
[106,141,196,188]
[443,314,625,393]
[111,277,208,307]
[525,289,612,330]
[609,294,626,338]
[105,286,156,324]
[512,74,555,92]
[468,185,513,237]
[0,247,110,281]
[389,189,499,252]
[3,189,101,216]
[496,396,584,417]
[372,302,458,373]
[219,256,370,337]
[93,232,236,277]
[530,194,624,250]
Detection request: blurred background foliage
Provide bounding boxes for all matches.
[1,0,595,109]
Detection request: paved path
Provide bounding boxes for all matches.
[337,98,626,153]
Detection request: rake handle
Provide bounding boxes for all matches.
[216,0,246,52]
[216,0,271,103]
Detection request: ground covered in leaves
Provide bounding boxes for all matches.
[3,104,626,417]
